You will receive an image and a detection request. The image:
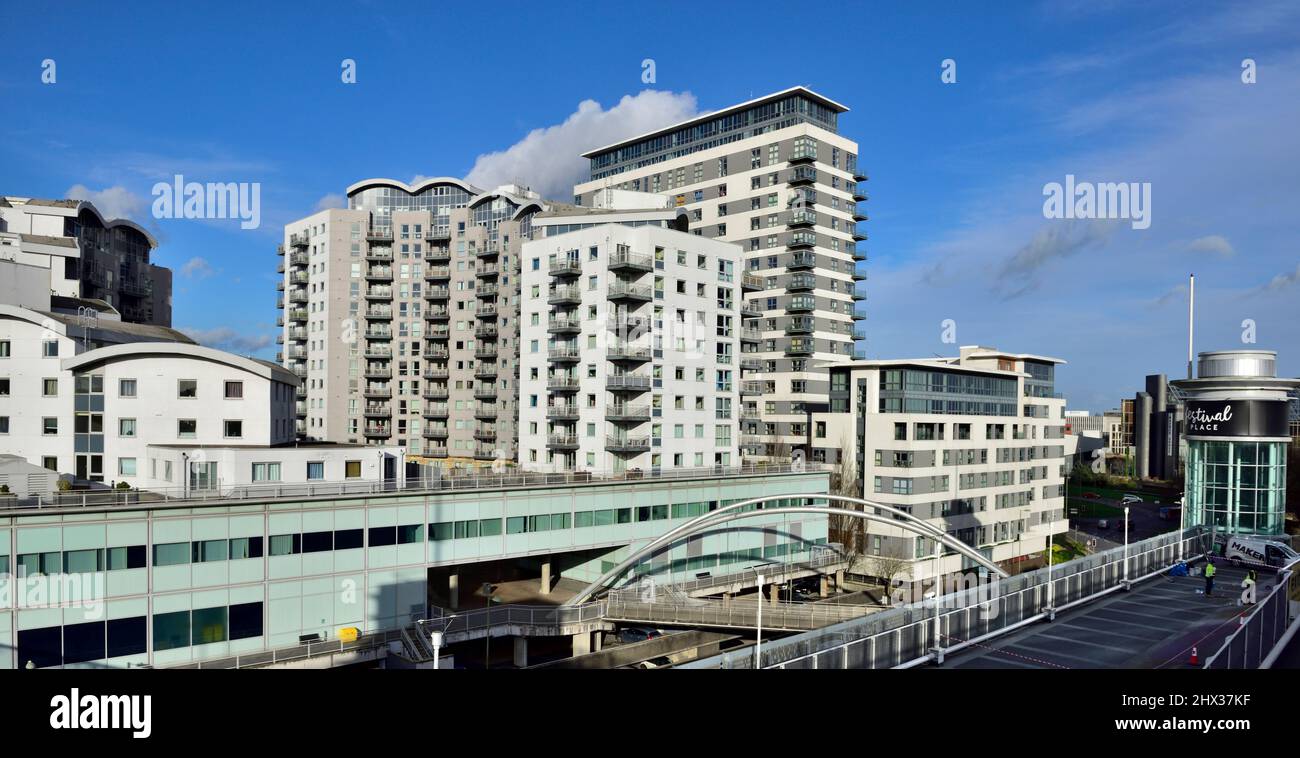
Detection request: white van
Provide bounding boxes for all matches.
[1221,536,1299,569]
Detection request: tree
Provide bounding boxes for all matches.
[827,442,863,568]
[863,541,914,604]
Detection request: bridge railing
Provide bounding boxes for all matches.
[604,595,872,631]
[1203,557,1300,669]
[172,628,405,669]
[680,527,1211,669]
[606,543,847,602]
[424,602,607,638]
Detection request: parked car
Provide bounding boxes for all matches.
[1121,494,1143,505]
[1082,492,1100,500]
[618,627,663,644]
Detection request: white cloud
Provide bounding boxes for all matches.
[314,193,345,211]
[65,184,145,221]
[179,326,273,354]
[179,257,215,279]
[464,90,700,200]
[1187,235,1234,258]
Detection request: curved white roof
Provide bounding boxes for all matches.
[345,176,482,197]
[62,342,299,386]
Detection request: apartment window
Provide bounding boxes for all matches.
[178,379,198,399]
[251,462,281,482]
[43,340,58,358]
[345,460,362,478]
[0,340,8,357]
[307,461,325,480]
[118,458,137,476]
[224,420,243,438]
[119,418,136,437]
[177,419,197,439]
[42,418,58,435]
[42,378,57,396]
[0,416,7,434]
[119,379,137,397]
[224,381,243,399]
[0,378,8,396]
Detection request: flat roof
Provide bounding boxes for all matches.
[581,86,850,159]
[822,358,1029,378]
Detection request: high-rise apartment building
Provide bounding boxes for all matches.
[828,346,1074,586]
[517,201,745,472]
[278,178,548,463]
[573,87,866,464]
[1,196,173,326]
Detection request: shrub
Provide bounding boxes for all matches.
[0,484,9,494]
[116,481,132,490]
[57,478,71,492]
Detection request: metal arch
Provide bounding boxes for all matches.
[567,493,1010,605]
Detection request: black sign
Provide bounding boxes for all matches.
[1184,399,1289,438]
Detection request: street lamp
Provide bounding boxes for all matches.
[425,614,456,670]
[1123,505,1131,588]
[754,573,764,669]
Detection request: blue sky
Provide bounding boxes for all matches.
[1,0,1297,412]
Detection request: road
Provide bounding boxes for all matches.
[1067,492,1177,552]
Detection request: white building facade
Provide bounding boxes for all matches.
[518,211,743,473]
[828,346,1075,586]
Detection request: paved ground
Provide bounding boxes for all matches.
[948,562,1261,669]
[1068,494,1177,552]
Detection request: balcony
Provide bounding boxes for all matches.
[425,287,450,301]
[366,267,393,282]
[289,270,310,286]
[547,375,580,392]
[607,281,653,302]
[740,327,761,342]
[364,327,392,340]
[740,357,764,371]
[365,248,392,262]
[422,445,449,458]
[423,403,449,418]
[366,226,392,242]
[423,425,449,439]
[786,317,815,334]
[852,309,867,321]
[286,346,308,360]
[851,248,867,263]
[477,303,498,318]
[607,343,652,362]
[289,251,309,267]
[474,426,497,441]
[787,166,817,185]
[474,365,498,380]
[423,367,449,381]
[546,404,580,420]
[474,444,498,460]
[290,364,307,378]
[295,385,307,399]
[547,346,581,363]
[287,327,308,341]
[789,146,817,164]
[475,345,498,359]
[426,307,450,321]
[289,233,309,248]
[276,316,285,327]
[607,315,649,335]
[363,424,392,438]
[476,243,501,258]
[547,434,579,450]
[365,307,393,320]
[276,282,285,294]
[474,404,498,420]
[852,227,868,242]
[740,381,765,396]
[477,264,500,279]
[288,289,308,304]
[788,274,816,292]
[424,246,451,263]
[740,408,761,421]
[789,252,817,270]
[365,287,393,301]
[548,285,581,305]
[547,316,581,334]
[605,436,650,453]
[548,256,582,277]
[786,342,814,356]
[853,269,867,282]
[277,244,285,257]
[852,167,868,182]
[363,385,391,399]
[476,283,498,298]
[607,404,650,422]
[363,404,391,418]
[295,400,307,416]
[741,273,764,292]
[740,304,763,319]
[852,207,868,223]
[786,300,815,314]
[364,365,392,379]
[788,210,816,228]
[608,249,654,272]
[474,386,498,400]
[423,386,449,401]
[788,231,816,249]
[424,228,451,241]
[426,347,449,360]
[606,375,651,392]
[426,266,450,281]
[852,289,866,301]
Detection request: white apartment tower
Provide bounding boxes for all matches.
[518,202,744,473]
[573,87,866,465]
[278,179,547,465]
[827,347,1076,586]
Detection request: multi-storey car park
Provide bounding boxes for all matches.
[278,179,549,466]
[827,346,1075,589]
[572,87,866,466]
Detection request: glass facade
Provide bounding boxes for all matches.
[1185,440,1287,535]
[878,368,1017,416]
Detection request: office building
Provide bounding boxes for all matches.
[517,202,744,472]
[827,346,1073,586]
[1172,349,1297,536]
[573,87,866,464]
[0,196,172,326]
[279,179,550,464]
[1133,373,1184,481]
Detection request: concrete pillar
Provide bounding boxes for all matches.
[572,631,592,657]
[820,575,830,598]
[835,569,845,590]
[540,559,552,595]
[591,631,603,653]
[513,636,528,668]
[722,592,731,607]
[769,583,779,606]
[448,571,459,611]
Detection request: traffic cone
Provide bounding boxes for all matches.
[1188,646,1199,665]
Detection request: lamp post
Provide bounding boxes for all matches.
[754,573,764,669]
[428,614,455,670]
[1123,505,1131,588]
